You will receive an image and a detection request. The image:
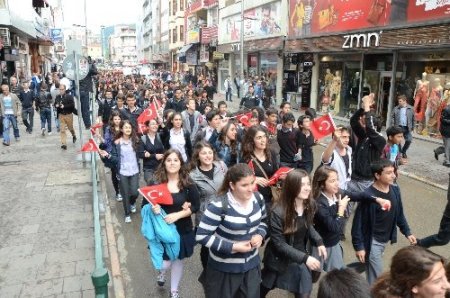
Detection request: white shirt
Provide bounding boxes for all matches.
[227,191,254,216]
[60,77,72,90]
[169,128,188,162]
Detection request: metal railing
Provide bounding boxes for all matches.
[89,89,110,296]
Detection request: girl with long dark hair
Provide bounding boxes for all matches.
[138,118,165,184]
[261,169,327,298]
[161,112,192,162]
[209,121,241,167]
[146,149,200,298]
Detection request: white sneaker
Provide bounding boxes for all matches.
[116,194,123,202]
[48,131,52,135]
[130,204,137,213]
[170,291,180,298]
[125,216,131,223]
[41,128,45,136]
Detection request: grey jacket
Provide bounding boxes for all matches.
[391,104,414,131]
[0,93,21,117]
[181,110,203,143]
[189,161,228,226]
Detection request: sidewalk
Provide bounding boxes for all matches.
[0,117,103,297]
[213,93,449,189]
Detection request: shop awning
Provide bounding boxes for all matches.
[178,44,194,57]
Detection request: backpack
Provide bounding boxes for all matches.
[220,191,265,220]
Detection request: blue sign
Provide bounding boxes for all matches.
[50,28,63,44]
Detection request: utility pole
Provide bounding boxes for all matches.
[84,0,88,56]
[240,0,244,76]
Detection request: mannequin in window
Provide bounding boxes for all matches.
[350,72,360,100]
[330,70,341,114]
[426,78,443,135]
[324,68,334,95]
[363,78,371,94]
[414,72,429,134]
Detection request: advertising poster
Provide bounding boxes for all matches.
[288,0,450,37]
[219,1,283,44]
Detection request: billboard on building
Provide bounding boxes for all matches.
[219,0,284,44]
[288,0,450,38]
[50,29,63,44]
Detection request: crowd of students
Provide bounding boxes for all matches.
[3,69,448,298]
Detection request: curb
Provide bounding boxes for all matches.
[98,162,126,298]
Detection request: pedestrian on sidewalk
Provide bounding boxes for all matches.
[224,76,233,102]
[101,120,140,223]
[234,72,241,99]
[98,111,123,202]
[390,94,414,158]
[239,86,260,110]
[78,56,98,129]
[0,84,20,146]
[54,84,77,150]
[19,80,36,134]
[36,83,53,136]
[145,149,200,298]
[196,164,267,298]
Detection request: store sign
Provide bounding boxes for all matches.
[213,51,224,60]
[231,43,241,51]
[342,31,382,49]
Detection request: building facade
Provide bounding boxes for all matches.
[284,0,450,127]
[109,25,138,67]
[169,0,186,72]
[0,0,54,83]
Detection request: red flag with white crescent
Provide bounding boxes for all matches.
[137,105,158,126]
[235,112,253,127]
[139,184,173,205]
[80,138,100,152]
[90,122,103,136]
[268,167,294,185]
[310,113,336,140]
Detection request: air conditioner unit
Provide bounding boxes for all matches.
[0,28,11,46]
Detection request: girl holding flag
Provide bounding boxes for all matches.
[242,125,280,209]
[144,149,200,298]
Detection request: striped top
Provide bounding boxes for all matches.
[196,192,268,273]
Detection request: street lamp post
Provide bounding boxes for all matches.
[240,0,244,77]
[84,0,88,56]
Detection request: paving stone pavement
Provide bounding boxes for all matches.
[0,115,105,298]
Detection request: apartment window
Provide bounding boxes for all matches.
[180,25,184,43]
[180,0,184,11]
[169,30,171,44]
[172,28,177,43]
[172,0,177,15]
[169,2,171,16]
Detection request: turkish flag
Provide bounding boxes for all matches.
[268,167,294,185]
[139,184,173,206]
[248,160,255,174]
[137,105,158,125]
[80,138,100,152]
[90,122,103,136]
[137,122,148,135]
[235,112,253,127]
[310,113,336,140]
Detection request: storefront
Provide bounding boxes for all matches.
[285,0,450,126]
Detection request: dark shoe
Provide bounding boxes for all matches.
[434,149,439,160]
[73,136,77,143]
[2,141,10,146]
[443,162,450,167]
[61,145,67,150]
[402,153,407,158]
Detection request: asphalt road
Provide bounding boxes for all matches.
[104,146,449,298]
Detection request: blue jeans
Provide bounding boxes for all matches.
[80,91,91,128]
[53,107,60,131]
[400,126,412,154]
[21,107,34,132]
[2,114,20,143]
[40,108,52,132]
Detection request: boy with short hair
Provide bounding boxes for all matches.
[381,126,408,177]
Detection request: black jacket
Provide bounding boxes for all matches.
[79,62,98,92]
[350,108,386,180]
[137,134,165,171]
[19,90,35,108]
[98,99,116,123]
[54,94,75,115]
[263,205,323,273]
[239,93,260,109]
[164,97,186,113]
[160,128,192,159]
[440,105,450,138]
